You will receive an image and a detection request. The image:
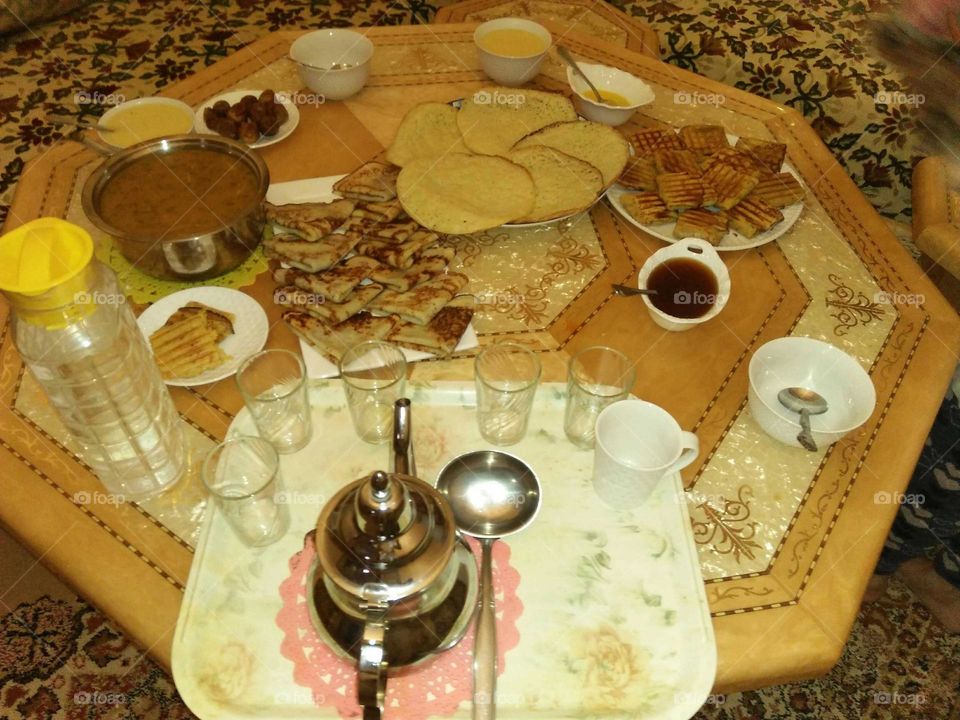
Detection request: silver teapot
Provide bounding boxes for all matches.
[308,399,477,719]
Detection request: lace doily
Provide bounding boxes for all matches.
[98,243,268,305]
[276,535,522,719]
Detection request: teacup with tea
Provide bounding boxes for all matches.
[637,239,730,331]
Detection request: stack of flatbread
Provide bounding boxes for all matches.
[617,124,804,244]
[149,302,235,379]
[385,88,630,232]
[265,161,476,364]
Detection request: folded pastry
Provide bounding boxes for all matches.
[357,231,439,269]
[748,172,805,208]
[352,198,404,223]
[386,295,475,356]
[367,272,469,325]
[700,147,764,178]
[728,197,783,238]
[264,199,356,241]
[263,231,363,272]
[369,256,450,292]
[333,160,400,203]
[621,191,674,224]
[275,282,383,325]
[673,208,729,245]
[735,137,787,175]
[282,310,397,364]
[272,255,382,304]
[149,310,229,379]
[701,163,759,210]
[678,125,729,156]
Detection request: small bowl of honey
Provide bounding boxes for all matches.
[474,18,552,87]
[566,62,654,126]
[637,238,730,332]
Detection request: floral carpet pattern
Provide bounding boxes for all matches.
[1,579,958,719]
[0,0,932,233]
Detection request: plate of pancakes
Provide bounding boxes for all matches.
[606,124,806,251]
[138,287,269,386]
[386,87,630,232]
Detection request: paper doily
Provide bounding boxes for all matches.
[276,535,522,719]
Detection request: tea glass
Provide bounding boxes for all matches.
[474,342,541,446]
[564,346,637,449]
[236,349,312,453]
[202,435,290,547]
[340,341,407,444]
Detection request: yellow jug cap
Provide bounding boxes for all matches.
[0,218,94,296]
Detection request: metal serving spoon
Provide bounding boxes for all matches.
[777,387,829,452]
[437,450,541,720]
[612,283,658,297]
[556,45,604,103]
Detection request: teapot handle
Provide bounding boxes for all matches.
[358,601,389,719]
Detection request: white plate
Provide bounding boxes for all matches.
[268,176,479,375]
[606,132,805,251]
[194,90,300,148]
[137,287,269,387]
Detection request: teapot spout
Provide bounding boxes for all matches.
[391,398,416,477]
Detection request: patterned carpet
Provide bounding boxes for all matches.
[0,1,956,718]
[0,579,958,719]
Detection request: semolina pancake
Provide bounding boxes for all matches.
[456,87,576,156]
[397,153,535,234]
[385,102,470,167]
[506,146,603,222]
[513,119,630,187]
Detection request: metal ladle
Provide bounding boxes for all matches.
[556,45,604,103]
[777,387,829,452]
[436,450,541,720]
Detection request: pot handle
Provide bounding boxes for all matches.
[358,600,389,720]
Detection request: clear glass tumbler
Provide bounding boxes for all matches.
[202,435,290,547]
[340,341,408,444]
[564,346,637,449]
[236,349,312,454]
[474,341,541,446]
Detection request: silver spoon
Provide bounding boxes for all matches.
[437,450,541,720]
[777,387,829,452]
[612,283,658,297]
[556,45,604,103]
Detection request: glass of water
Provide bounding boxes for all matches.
[236,349,312,454]
[339,341,407,444]
[564,346,636,449]
[202,435,289,547]
[474,341,541,446]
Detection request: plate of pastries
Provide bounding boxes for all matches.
[606,124,806,250]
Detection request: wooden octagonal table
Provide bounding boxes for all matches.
[2,21,959,703]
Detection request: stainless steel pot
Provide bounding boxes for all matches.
[81,134,269,281]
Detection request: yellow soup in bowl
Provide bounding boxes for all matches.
[100,100,194,148]
[479,28,547,57]
[581,89,632,107]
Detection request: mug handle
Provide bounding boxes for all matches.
[666,431,699,475]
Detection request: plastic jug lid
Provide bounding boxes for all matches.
[0,218,94,296]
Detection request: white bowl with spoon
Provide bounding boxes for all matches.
[565,61,654,125]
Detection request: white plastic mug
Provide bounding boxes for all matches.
[593,400,699,508]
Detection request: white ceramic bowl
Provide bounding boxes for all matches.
[97,97,194,148]
[289,29,373,101]
[748,337,876,449]
[566,62,654,126]
[474,18,551,87]
[637,238,730,332]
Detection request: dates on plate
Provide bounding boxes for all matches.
[203,89,289,144]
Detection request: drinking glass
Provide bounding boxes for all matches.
[474,342,541,446]
[202,435,290,546]
[236,349,312,453]
[564,346,637,449]
[340,341,407,444]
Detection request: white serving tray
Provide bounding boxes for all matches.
[172,382,716,719]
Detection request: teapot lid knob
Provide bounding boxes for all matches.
[370,471,391,501]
